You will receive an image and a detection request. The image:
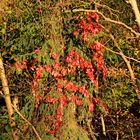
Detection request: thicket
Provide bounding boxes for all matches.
[0,0,140,140]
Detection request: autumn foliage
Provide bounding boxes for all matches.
[0,0,140,139]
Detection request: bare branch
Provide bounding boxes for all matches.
[129,0,140,29]
[65,9,140,36]
[11,104,42,140]
[96,10,140,36]
[103,45,140,63]
[102,26,140,100]
[94,2,122,13]
[101,114,106,136]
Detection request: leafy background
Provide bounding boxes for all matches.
[0,0,140,140]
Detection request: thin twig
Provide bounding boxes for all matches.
[94,2,122,13]
[120,51,140,100]
[103,45,140,63]
[96,10,140,36]
[116,131,119,140]
[102,26,140,100]
[65,9,96,13]
[101,114,106,136]
[11,104,42,140]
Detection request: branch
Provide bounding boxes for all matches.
[11,104,42,140]
[65,9,140,36]
[103,45,140,63]
[129,0,140,29]
[101,114,106,136]
[96,10,140,36]
[94,2,122,13]
[102,26,140,100]
[120,51,140,100]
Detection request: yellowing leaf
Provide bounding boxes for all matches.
[1,28,6,34]
[7,10,12,14]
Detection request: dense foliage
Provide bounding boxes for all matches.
[0,0,140,140]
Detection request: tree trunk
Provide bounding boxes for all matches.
[0,55,18,140]
[129,0,140,30]
[61,102,91,140]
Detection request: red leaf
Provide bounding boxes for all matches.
[14,62,21,69]
[88,103,95,112]
[79,85,86,94]
[52,70,59,77]
[93,98,98,104]
[95,98,109,113]
[34,48,40,54]
[61,68,67,76]
[44,64,52,73]
[46,96,57,104]
[78,20,86,29]
[73,30,79,36]
[68,95,78,102]
[35,66,43,79]
[76,100,83,106]
[53,62,60,70]
[59,96,67,106]
[36,8,41,13]
[57,83,63,92]
[50,130,55,135]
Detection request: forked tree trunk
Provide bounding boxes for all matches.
[0,55,18,140]
[129,0,140,30]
